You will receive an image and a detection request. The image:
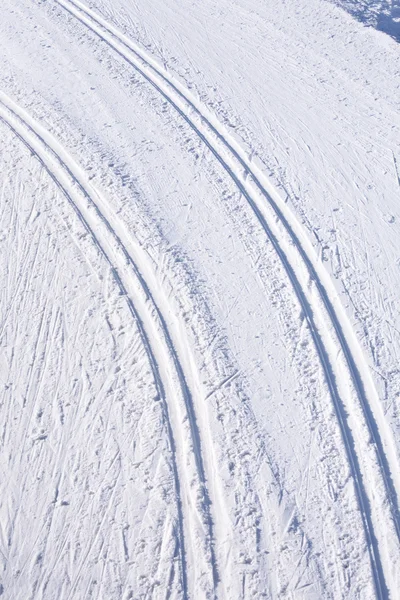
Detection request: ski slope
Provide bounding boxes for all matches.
[1,0,400,598]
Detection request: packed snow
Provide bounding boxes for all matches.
[1,0,400,598]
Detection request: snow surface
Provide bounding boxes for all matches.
[1,0,400,598]
[328,0,400,40]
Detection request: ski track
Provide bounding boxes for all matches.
[50,0,400,596]
[1,108,190,597]
[0,94,221,599]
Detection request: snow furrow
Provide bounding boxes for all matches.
[0,93,219,598]
[50,0,400,595]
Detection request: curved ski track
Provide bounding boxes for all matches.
[52,0,400,596]
[0,94,220,599]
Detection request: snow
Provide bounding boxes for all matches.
[328,0,400,40]
[1,0,400,598]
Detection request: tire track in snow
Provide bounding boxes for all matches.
[52,0,400,596]
[0,93,219,599]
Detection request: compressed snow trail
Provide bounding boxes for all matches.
[0,91,223,599]
[49,0,400,595]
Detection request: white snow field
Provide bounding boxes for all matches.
[0,0,400,598]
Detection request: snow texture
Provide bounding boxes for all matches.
[328,0,400,40]
[0,0,400,598]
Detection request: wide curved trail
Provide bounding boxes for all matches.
[1,0,400,598]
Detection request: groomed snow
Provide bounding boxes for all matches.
[1,0,400,598]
